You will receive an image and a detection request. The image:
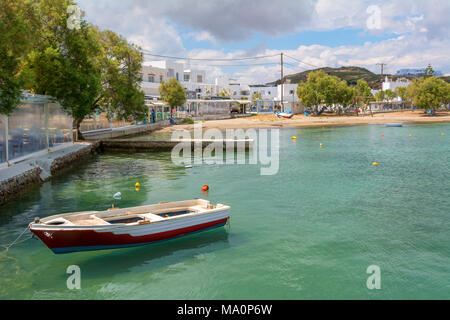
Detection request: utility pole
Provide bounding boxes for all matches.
[377,62,387,100]
[281,53,284,112]
[376,62,387,83]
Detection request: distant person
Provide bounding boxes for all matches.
[151,108,156,123]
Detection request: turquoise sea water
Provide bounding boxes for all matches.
[0,123,449,299]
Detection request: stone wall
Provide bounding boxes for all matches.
[0,166,42,206]
[0,143,100,206]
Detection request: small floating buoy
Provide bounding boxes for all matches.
[381,134,384,137]
[442,133,445,136]
[135,182,140,188]
[320,143,323,147]
[409,134,412,137]
[372,162,379,166]
[113,192,122,199]
[292,136,297,140]
[201,185,209,192]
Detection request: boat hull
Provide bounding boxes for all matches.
[30,211,229,254]
[276,113,294,119]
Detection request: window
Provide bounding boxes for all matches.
[289,90,294,94]
[197,75,203,83]
[148,74,155,83]
[160,75,163,82]
[184,74,190,82]
[176,72,179,81]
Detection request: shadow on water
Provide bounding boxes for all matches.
[71,228,232,279]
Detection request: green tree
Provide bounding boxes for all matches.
[94,29,145,123]
[374,91,384,102]
[297,70,343,115]
[336,80,355,115]
[0,0,38,114]
[353,79,373,114]
[384,89,396,101]
[395,86,411,108]
[395,86,407,101]
[424,64,435,77]
[411,76,449,114]
[159,78,186,114]
[22,1,145,138]
[23,0,102,138]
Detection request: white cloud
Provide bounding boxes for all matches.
[187,31,217,44]
[75,0,449,84]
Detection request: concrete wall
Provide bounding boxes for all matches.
[0,143,99,206]
[83,121,171,141]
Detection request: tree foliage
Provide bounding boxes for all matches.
[23,0,102,124]
[11,0,144,138]
[94,29,145,121]
[159,78,186,113]
[297,70,356,115]
[0,0,38,114]
[409,76,450,111]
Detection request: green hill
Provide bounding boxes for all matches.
[440,76,450,83]
[267,66,383,89]
[267,66,449,89]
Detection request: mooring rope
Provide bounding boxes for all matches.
[0,225,32,253]
[0,225,33,274]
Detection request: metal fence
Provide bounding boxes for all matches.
[1,95,73,165]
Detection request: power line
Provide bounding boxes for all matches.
[177,62,282,67]
[142,50,279,61]
[283,54,321,69]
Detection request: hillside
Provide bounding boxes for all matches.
[268,66,382,89]
[440,76,450,83]
[268,66,450,89]
[268,66,404,90]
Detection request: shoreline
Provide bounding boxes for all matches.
[154,111,450,133]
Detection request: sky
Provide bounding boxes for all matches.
[77,0,450,84]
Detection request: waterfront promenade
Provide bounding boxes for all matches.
[153,111,450,133]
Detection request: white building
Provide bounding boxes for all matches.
[249,85,277,100]
[382,76,411,92]
[140,60,304,113]
[141,61,216,100]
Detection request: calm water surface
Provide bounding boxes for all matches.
[0,123,449,299]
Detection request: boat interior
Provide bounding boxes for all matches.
[39,199,225,227]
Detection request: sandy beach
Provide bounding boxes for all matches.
[154,111,450,133]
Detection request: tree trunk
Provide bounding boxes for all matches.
[73,118,85,141]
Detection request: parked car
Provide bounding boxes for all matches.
[231,105,240,113]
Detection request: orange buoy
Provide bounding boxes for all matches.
[381,134,384,137]
[201,185,209,192]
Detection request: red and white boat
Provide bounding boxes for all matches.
[29,199,230,254]
[276,112,294,119]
